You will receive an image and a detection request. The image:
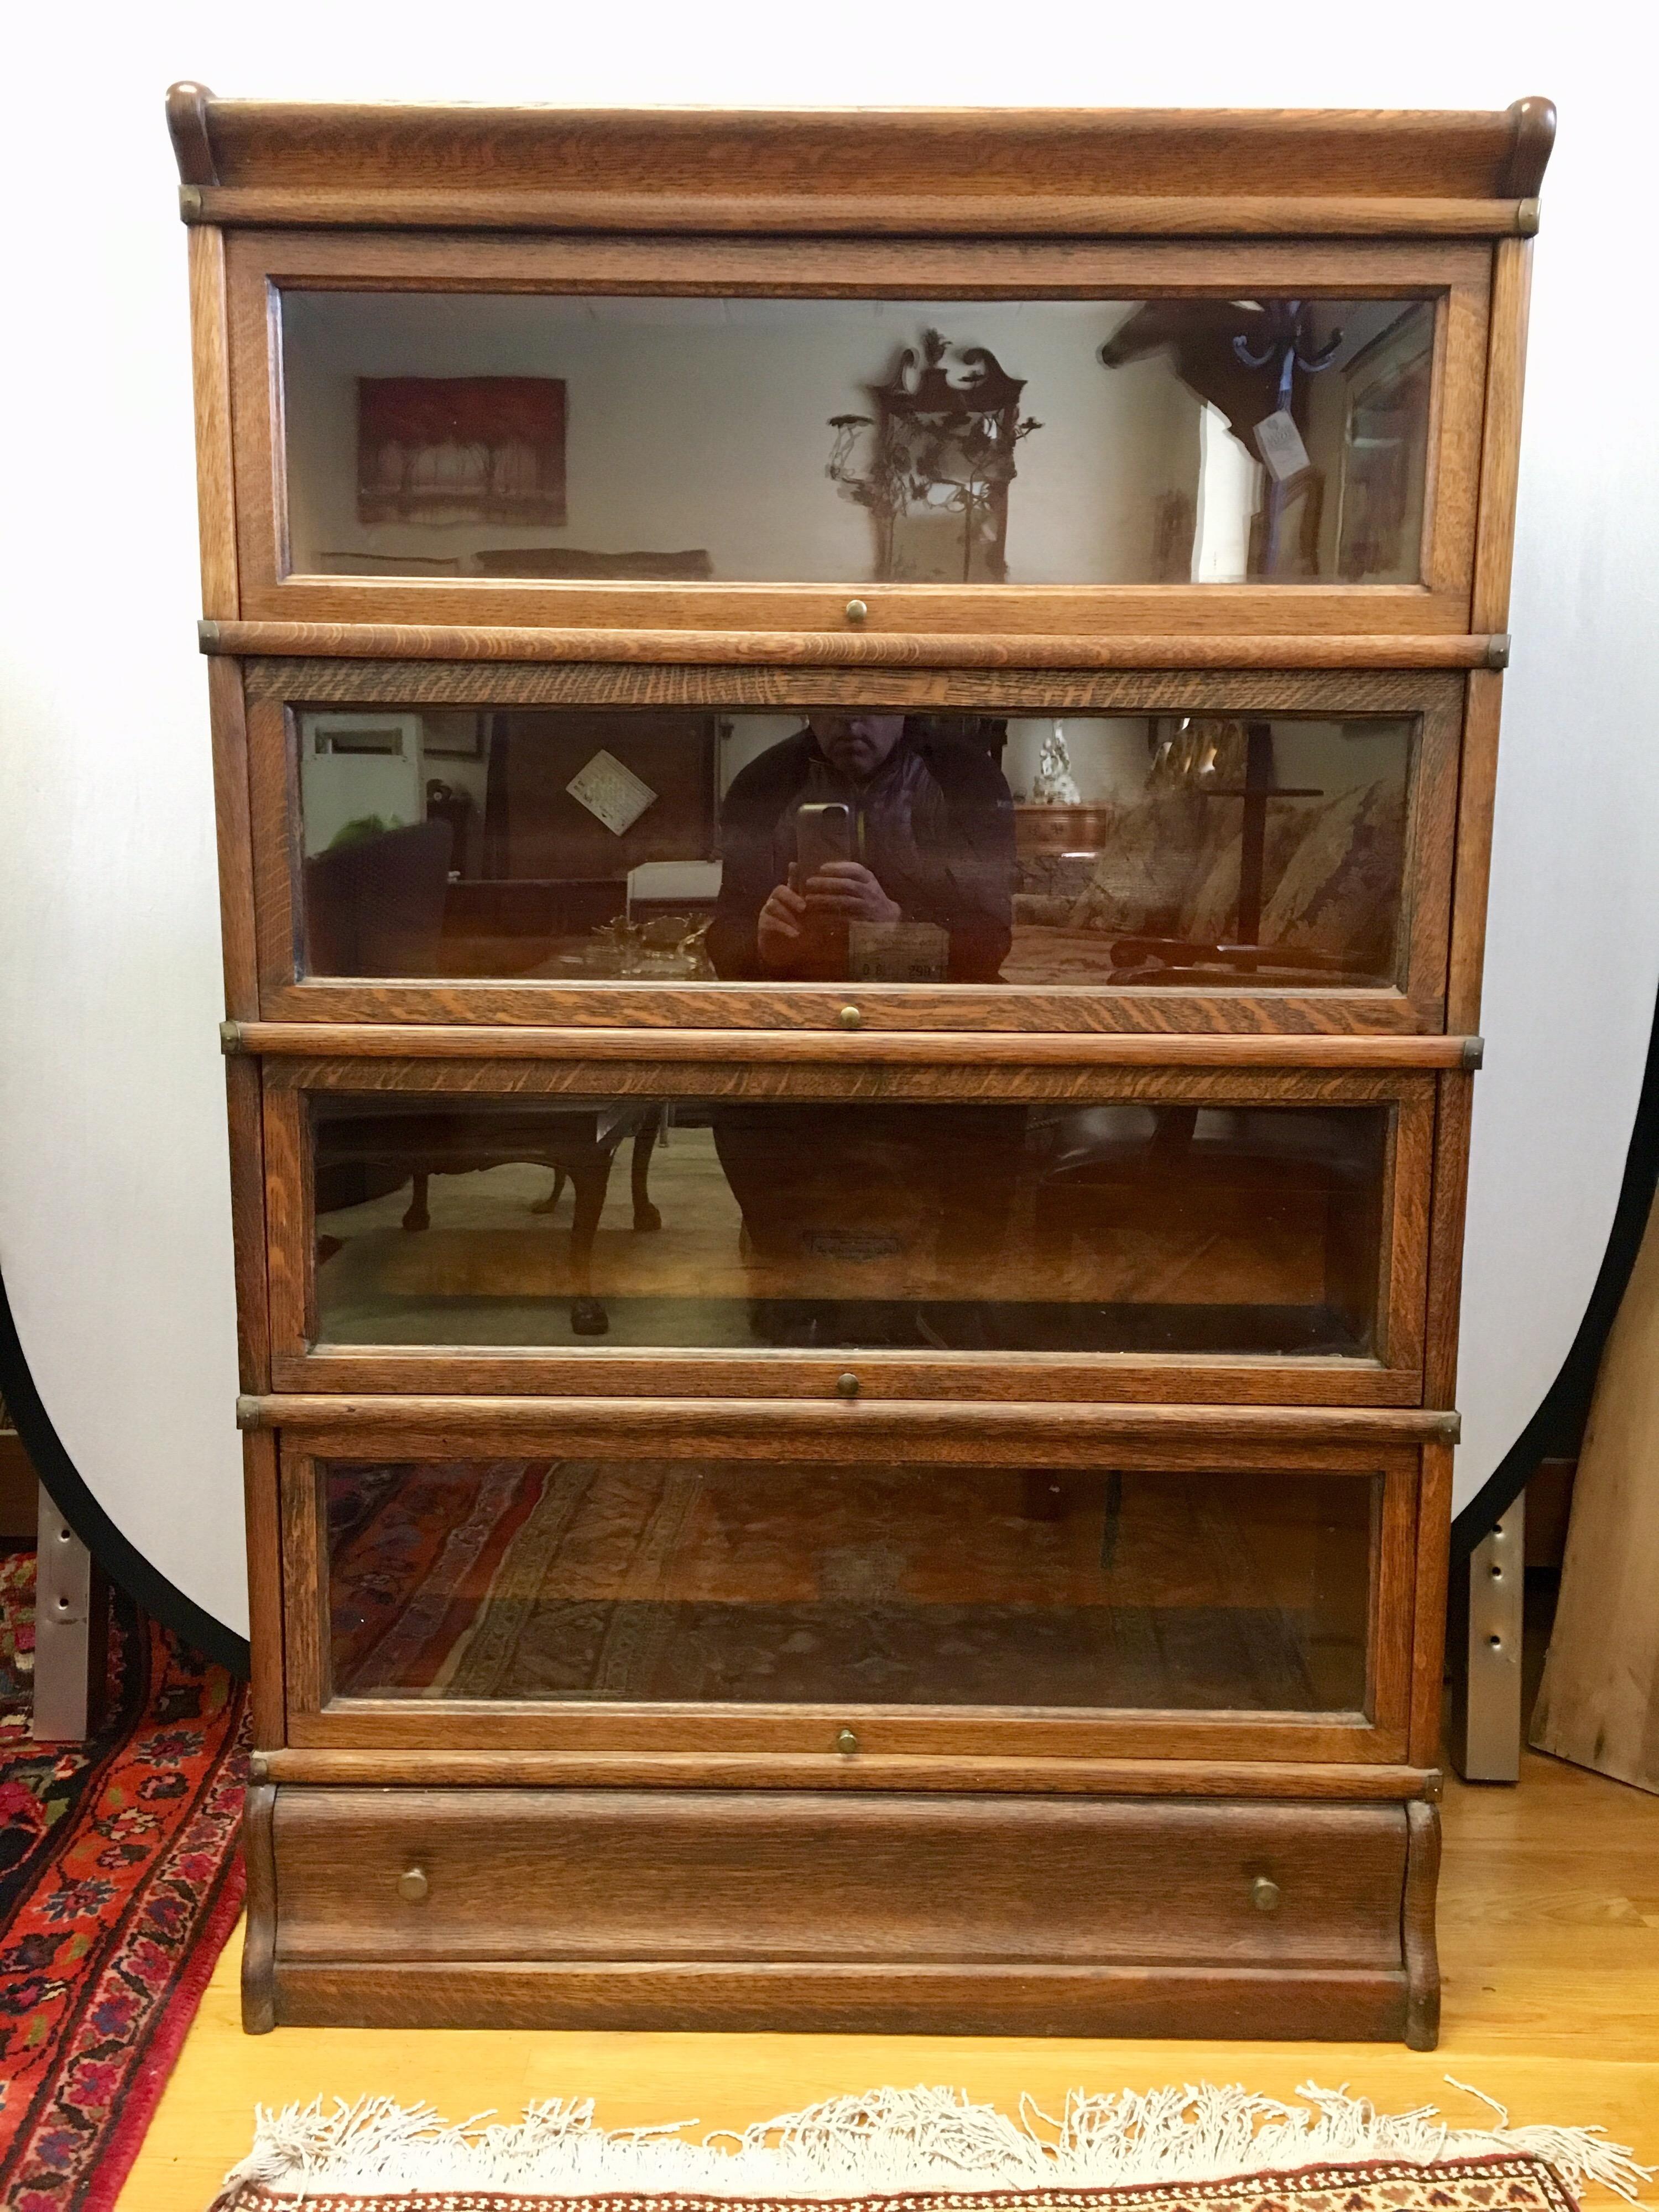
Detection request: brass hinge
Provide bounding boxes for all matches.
[1421,1768,1444,1803]
[197,619,222,653]
[235,1396,263,1432]
[220,1019,245,1056]
[1485,633,1511,671]
[178,185,206,223]
[1461,1035,1485,1072]
[1516,198,1541,236]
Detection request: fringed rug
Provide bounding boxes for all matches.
[0,1548,248,2212]
[210,2083,1650,2212]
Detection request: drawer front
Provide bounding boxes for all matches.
[273,1788,1408,1970]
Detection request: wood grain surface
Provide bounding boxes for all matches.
[169,93,1552,236]
[189,188,1540,239]
[212,622,1498,667]
[242,657,1468,707]
[1471,239,1537,635]
[1402,1797,1443,2049]
[253,1749,1438,1799]
[244,1394,1457,1447]
[240,1431,285,1750]
[1531,1190,1659,1791]
[235,1024,1475,1066]
[257,1787,1416,2037]
[269,1350,1422,1412]
[269,1959,1411,2039]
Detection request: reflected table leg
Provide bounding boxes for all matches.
[630,1107,665,1233]
[568,1153,616,1336]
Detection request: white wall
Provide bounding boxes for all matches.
[2,0,1655,1638]
[284,294,1197,585]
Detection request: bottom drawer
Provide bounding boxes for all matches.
[253,1787,1438,2044]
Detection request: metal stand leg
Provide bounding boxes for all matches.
[32,1489,108,1743]
[1446,1494,1524,1782]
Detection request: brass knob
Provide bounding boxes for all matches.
[1251,1876,1281,1913]
[839,1005,863,1030]
[844,598,868,624]
[836,1372,860,1400]
[398,1866,430,1903]
[835,1727,860,1755]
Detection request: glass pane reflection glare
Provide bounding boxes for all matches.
[281,293,1434,587]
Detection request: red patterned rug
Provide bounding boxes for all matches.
[0,1547,247,2212]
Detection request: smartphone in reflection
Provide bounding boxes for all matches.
[795,801,853,881]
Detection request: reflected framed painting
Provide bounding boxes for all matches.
[356,374,567,526]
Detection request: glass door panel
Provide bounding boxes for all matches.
[280,292,1435,589]
[322,1457,1376,1712]
[310,1093,1389,1358]
[294,705,1415,994]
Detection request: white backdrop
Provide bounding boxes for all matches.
[2,1,1655,1642]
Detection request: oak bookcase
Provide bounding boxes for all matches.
[170,82,1552,2043]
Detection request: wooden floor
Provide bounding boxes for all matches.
[117,1739,1659,2211]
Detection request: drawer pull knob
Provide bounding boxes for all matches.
[398,1866,430,1904]
[1251,1876,1281,1913]
[835,1727,860,1755]
[838,1004,863,1031]
[845,598,869,624]
[836,1372,860,1400]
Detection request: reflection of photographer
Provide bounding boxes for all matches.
[706,713,1015,982]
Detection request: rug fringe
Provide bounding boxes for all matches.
[212,2080,1652,2206]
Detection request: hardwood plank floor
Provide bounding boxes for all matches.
[117,1740,1658,2211]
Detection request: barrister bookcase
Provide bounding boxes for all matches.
[171,82,1552,2043]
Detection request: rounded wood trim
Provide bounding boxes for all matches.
[256,1747,1441,1798]
[185,185,1538,238]
[239,1782,278,2034]
[228,1020,1474,1067]
[238,1391,1460,1443]
[243,656,1463,714]
[203,620,1495,670]
[1501,97,1557,201]
[1402,1798,1443,2048]
[165,81,218,187]
[269,1957,1410,2038]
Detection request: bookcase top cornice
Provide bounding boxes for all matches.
[165,85,1556,238]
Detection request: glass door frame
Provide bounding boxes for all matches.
[260,1052,1438,1407]
[238,659,1465,1036]
[271,1411,1431,1764]
[223,229,1491,642]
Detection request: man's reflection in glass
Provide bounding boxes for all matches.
[706,712,1014,982]
[705,713,1020,1347]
